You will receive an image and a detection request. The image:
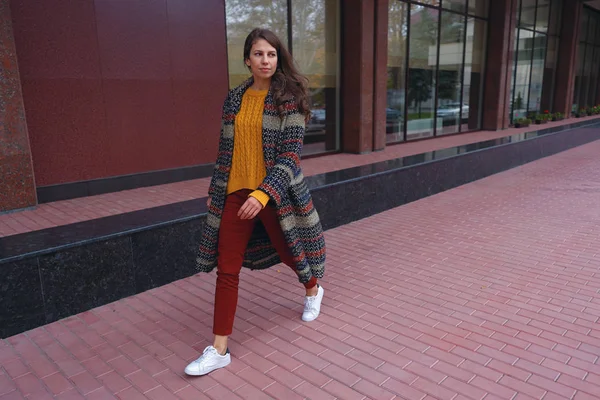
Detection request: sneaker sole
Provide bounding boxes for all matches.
[184,359,231,376]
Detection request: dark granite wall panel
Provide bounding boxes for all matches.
[0,258,45,338]
[131,219,204,293]
[0,0,37,212]
[10,0,228,187]
[38,237,135,323]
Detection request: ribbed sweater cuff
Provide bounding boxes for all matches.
[249,190,270,208]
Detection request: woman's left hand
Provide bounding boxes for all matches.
[238,196,263,220]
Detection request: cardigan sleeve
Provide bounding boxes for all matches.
[257,102,305,206]
[208,95,231,197]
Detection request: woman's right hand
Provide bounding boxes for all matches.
[207,196,212,207]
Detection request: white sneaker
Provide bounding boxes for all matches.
[302,285,324,322]
[184,346,231,376]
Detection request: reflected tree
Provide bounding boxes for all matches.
[438,12,464,103]
[387,2,408,91]
[225,0,288,86]
[225,0,288,39]
[292,0,328,107]
[408,6,437,116]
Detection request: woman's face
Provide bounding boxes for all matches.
[245,39,278,82]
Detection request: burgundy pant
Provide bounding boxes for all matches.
[214,189,318,336]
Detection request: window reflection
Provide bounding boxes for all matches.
[573,7,600,111]
[510,0,561,121]
[512,30,533,120]
[573,44,585,111]
[225,0,340,155]
[540,36,558,111]
[414,0,440,7]
[437,11,465,136]
[463,18,486,131]
[407,5,438,140]
[580,44,594,107]
[443,0,466,13]
[386,1,409,143]
[528,34,546,111]
[468,0,489,17]
[225,0,288,88]
[520,0,536,29]
[548,0,562,36]
[590,48,600,106]
[535,0,550,32]
[292,0,339,155]
[387,0,488,141]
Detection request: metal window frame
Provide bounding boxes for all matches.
[458,9,469,133]
[391,0,490,143]
[510,0,558,122]
[525,0,539,116]
[287,0,293,54]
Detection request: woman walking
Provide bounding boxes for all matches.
[187,28,326,376]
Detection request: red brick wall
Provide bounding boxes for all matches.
[10,0,228,186]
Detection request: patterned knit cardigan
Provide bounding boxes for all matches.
[195,78,326,284]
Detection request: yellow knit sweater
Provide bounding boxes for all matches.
[226,88,271,207]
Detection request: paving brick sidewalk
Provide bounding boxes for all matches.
[1,139,600,399]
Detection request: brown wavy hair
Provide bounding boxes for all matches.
[244,28,310,121]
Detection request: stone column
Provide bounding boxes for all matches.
[481,0,519,130]
[552,0,582,117]
[341,0,375,153]
[0,0,37,212]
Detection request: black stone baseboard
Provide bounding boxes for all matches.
[2,119,600,338]
[36,163,215,203]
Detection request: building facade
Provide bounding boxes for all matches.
[1,0,600,213]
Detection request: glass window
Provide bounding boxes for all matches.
[292,0,340,154]
[572,43,585,111]
[535,0,550,33]
[225,0,340,155]
[443,0,466,13]
[510,0,563,121]
[528,33,546,112]
[468,0,489,17]
[509,27,519,120]
[462,18,487,131]
[548,0,562,36]
[387,0,488,140]
[386,1,409,143]
[414,0,441,7]
[580,44,594,107]
[520,0,536,29]
[580,11,589,43]
[225,1,288,88]
[512,29,533,120]
[589,46,600,106]
[437,11,465,136]
[407,4,439,140]
[540,36,558,110]
[573,7,600,111]
[588,13,598,47]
